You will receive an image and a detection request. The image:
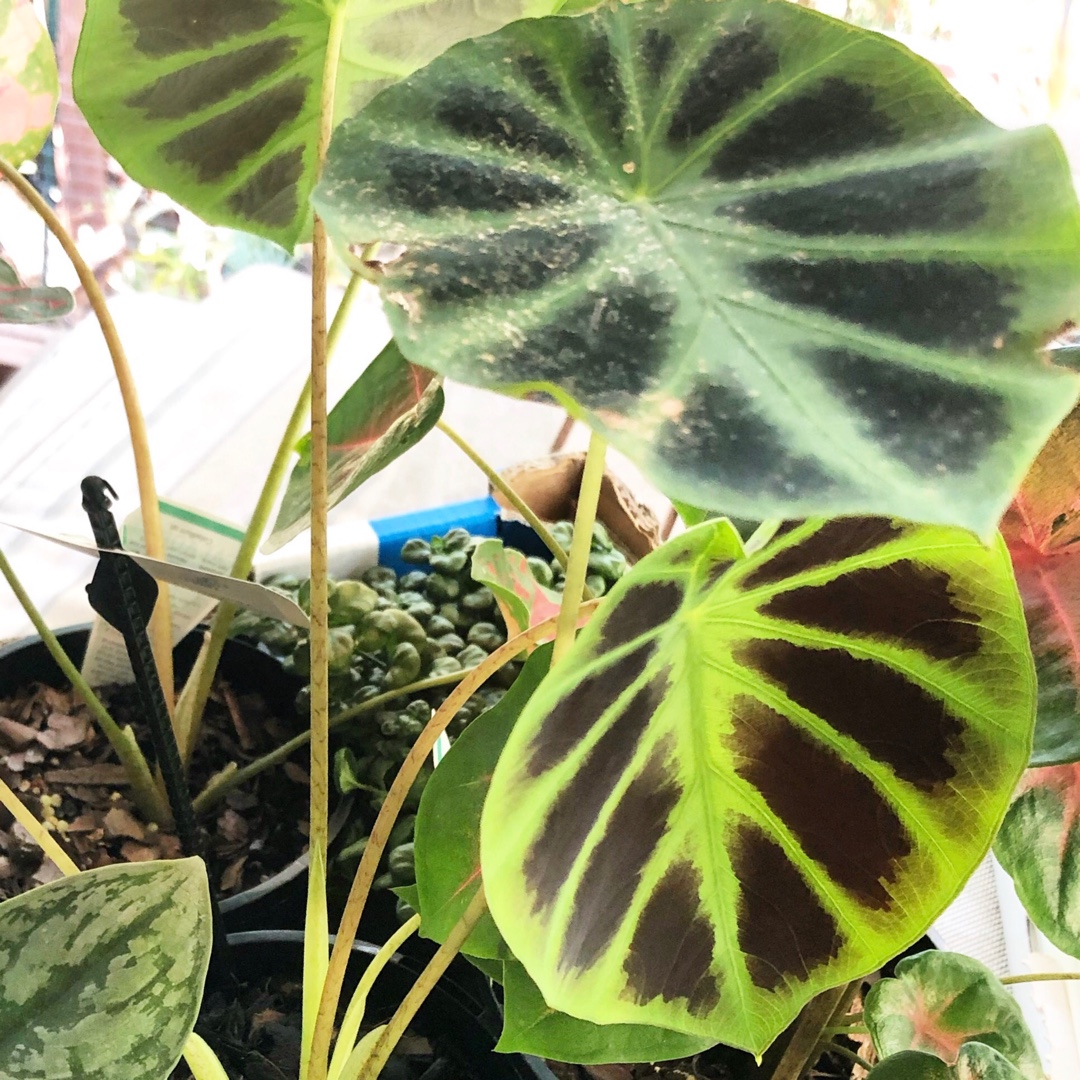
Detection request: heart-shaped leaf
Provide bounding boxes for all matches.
[865,952,1043,1080]
[314,0,1080,536]
[867,1047,1027,1080]
[1000,405,1080,767]
[868,1050,955,1080]
[0,253,73,323]
[0,0,58,165]
[471,539,565,638]
[415,643,553,959]
[72,0,565,248]
[956,1043,1030,1080]
[266,339,443,552]
[480,517,1035,1053]
[413,643,713,1063]
[995,763,1080,959]
[0,858,212,1079]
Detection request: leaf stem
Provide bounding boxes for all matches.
[436,419,572,571]
[352,890,488,1080]
[174,272,362,764]
[823,1040,874,1073]
[0,156,173,705]
[772,982,860,1080]
[0,776,79,876]
[190,671,467,814]
[552,430,606,668]
[303,4,348,1073]
[309,613,567,1075]
[1000,972,1080,984]
[328,914,421,1080]
[0,548,167,822]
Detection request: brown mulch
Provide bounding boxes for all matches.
[0,676,312,901]
[171,968,475,1080]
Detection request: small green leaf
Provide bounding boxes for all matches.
[73,0,563,248]
[266,339,444,552]
[670,500,714,528]
[481,518,1035,1054]
[471,539,564,637]
[315,0,1080,536]
[865,952,1044,1080]
[0,858,212,1079]
[497,958,716,1063]
[0,253,73,323]
[956,1043,1029,1080]
[995,763,1080,960]
[414,644,553,959]
[0,0,58,165]
[867,1046,1027,1080]
[868,1051,954,1080]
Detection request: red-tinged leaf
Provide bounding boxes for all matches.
[265,339,443,552]
[0,253,73,324]
[996,762,1080,959]
[470,539,564,638]
[1001,406,1080,767]
[0,0,58,166]
[865,952,1044,1080]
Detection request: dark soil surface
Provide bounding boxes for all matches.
[0,676,312,900]
[171,968,486,1080]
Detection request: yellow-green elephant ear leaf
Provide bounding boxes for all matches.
[482,518,1036,1054]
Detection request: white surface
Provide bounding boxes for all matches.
[0,264,672,639]
[930,855,1080,1078]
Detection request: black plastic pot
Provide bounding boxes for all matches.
[0,624,350,932]
[207,931,556,1080]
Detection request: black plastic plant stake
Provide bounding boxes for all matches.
[80,476,232,977]
[80,476,201,855]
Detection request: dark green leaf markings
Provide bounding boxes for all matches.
[482,517,1035,1052]
[75,0,564,247]
[315,0,1080,535]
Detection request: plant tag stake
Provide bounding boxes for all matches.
[82,500,245,686]
[80,477,232,980]
[80,477,202,856]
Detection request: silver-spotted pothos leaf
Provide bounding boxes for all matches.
[0,0,58,165]
[0,858,212,1079]
[480,518,1035,1053]
[72,0,564,248]
[865,952,1044,1080]
[314,0,1080,536]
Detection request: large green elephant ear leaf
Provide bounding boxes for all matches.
[315,0,1080,535]
[0,0,58,165]
[481,518,1035,1054]
[72,0,561,249]
[0,858,212,1079]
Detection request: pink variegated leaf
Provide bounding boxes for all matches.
[266,339,443,552]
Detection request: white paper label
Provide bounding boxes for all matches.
[81,501,246,686]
